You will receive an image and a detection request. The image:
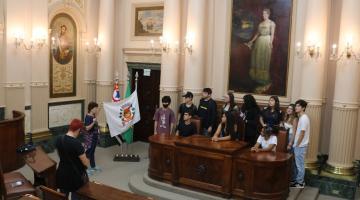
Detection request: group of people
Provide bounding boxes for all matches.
[153,88,310,189]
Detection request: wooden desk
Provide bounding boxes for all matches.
[76,181,152,200]
[19,194,41,200]
[232,151,292,199]
[23,146,57,189]
[148,135,292,199]
[148,134,177,182]
[174,135,248,197]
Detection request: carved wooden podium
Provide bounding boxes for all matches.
[148,134,292,199]
[0,111,26,172]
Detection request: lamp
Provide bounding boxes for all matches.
[14,29,46,50]
[85,37,101,54]
[296,42,320,59]
[159,36,170,53]
[330,42,360,61]
[184,33,194,55]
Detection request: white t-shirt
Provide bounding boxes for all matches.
[293,114,310,147]
[257,135,277,151]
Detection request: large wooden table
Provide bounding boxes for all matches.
[148,134,292,199]
[76,181,153,200]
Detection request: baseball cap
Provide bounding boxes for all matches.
[182,91,194,98]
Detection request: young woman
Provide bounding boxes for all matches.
[241,94,261,146]
[260,96,282,131]
[283,104,298,150]
[222,91,239,135]
[211,112,235,142]
[84,102,101,175]
[251,126,277,152]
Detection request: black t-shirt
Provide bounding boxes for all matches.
[197,98,217,129]
[178,103,197,124]
[177,122,196,137]
[261,108,282,128]
[56,135,86,191]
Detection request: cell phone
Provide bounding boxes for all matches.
[10,181,23,187]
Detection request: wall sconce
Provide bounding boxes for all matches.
[85,38,101,54]
[184,33,194,55]
[14,30,46,50]
[159,36,170,53]
[296,42,320,59]
[329,42,360,61]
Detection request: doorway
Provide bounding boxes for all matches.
[128,62,161,142]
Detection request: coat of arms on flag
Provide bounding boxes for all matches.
[119,104,136,126]
[103,90,141,137]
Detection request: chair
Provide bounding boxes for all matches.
[190,116,202,135]
[39,185,67,200]
[0,161,36,200]
[276,129,288,153]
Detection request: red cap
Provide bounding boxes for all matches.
[69,119,83,132]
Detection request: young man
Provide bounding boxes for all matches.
[290,99,310,188]
[153,96,176,135]
[197,88,217,137]
[178,91,197,126]
[176,111,196,137]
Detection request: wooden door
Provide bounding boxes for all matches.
[131,68,160,142]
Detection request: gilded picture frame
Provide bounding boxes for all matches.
[228,0,293,97]
[133,5,164,37]
[49,13,77,98]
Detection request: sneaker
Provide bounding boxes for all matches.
[290,182,305,189]
[91,166,102,172]
[86,169,94,176]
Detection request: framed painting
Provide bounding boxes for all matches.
[228,0,293,96]
[133,4,164,37]
[49,13,77,98]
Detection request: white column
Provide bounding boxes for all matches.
[96,0,115,127]
[83,0,99,107]
[159,0,181,113]
[299,0,329,167]
[183,0,208,105]
[326,0,360,175]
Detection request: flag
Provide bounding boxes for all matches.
[112,82,121,102]
[103,90,140,138]
[122,79,134,143]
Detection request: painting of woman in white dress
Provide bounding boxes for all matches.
[228,0,292,96]
[246,8,275,89]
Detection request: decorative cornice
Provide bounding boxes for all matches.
[4,82,25,88]
[333,100,359,109]
[301,98,324,106]
[159,86,182,92]
[84,80,96,84]
[182,88,204,94]
[96,80,113,86]
[123,48,162,55]
[30,82,49,87]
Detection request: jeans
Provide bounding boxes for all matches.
[293,146,307,184]
[86,134,98,168]
[60,189,79,200]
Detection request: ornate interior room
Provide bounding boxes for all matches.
[0,0,360,199]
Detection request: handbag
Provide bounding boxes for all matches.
[61,135,89,185]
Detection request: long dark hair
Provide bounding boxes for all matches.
[221,111,235,139]
[241,94,260,113]
[269,96,280,112]
[227,91,236,111]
